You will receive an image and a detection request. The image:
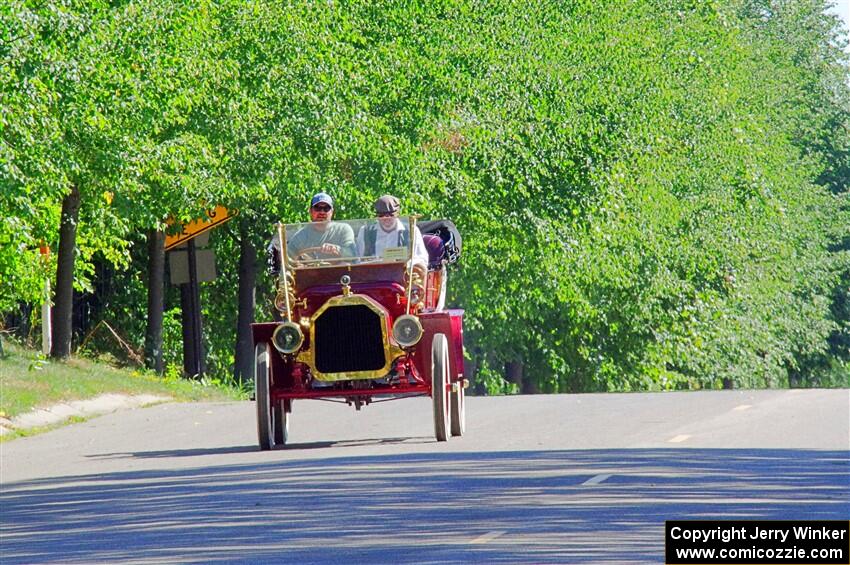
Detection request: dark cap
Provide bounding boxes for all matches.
[310,192,333,208]
[374,194,400,215]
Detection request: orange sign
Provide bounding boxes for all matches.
[165,205,237,251]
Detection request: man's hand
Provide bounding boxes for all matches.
[320,243,340,256]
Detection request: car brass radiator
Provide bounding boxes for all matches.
[314,304,386,374]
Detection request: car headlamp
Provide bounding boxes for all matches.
[409,284,424,305]
[392,314,423,348]
[272,321,304,354]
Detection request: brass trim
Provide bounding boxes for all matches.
[272,321,304,354]
[276,223,293,320]
[405,214,421,315]
[298,293,404,381]
[404,268,425,312]
[392,314,423,348]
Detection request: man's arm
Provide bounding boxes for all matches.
[335,223,357,257]
[355,226,366,257]
[286,229,308,257]
[413,226,429,266]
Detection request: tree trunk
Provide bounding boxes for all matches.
[234,223,257,384]
[505,360,524,393]
[521,369,539,394]
[51,185,81,360]
[144,228,165,374]
[8,302,32,341]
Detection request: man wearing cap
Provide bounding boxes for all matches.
[268,192,356,264]
[356,194,428,268]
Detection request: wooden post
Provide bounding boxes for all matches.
[180,284,198,377]
[184,238,205,378]
[178,239,204,378]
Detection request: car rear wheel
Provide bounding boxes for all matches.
[432,334,450,442]
[450,379,465,437]
[255,343,285,450]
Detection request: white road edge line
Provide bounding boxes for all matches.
[668,434,691,443]
[733,404,752,411]
[470,531,506,544]
[582,473,612,486]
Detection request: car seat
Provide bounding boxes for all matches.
[422,234,445,270]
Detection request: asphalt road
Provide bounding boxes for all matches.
[2,389,848,564]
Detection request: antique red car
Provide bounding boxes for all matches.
[252,216,465,449]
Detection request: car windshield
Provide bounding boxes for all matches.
[275,217,415,269]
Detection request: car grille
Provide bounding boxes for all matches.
[314,304,386,374]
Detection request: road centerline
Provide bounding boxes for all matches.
[470,530,506,544]
[582,473,613,486]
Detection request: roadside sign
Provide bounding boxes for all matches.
[165,206,236,251]
[168,248,217,285]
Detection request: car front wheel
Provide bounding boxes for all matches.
[432,334,450,442]
[255,343,289,449]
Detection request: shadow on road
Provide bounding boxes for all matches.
[2,448,848,564]
[87,436,435,458]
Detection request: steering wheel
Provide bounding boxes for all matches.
[293,246,327,262]
[290,246,353,267]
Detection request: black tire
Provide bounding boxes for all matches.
[274,399,290,445]
[432,334,450,442]
[450,379,465,437]
[255,343,274,450]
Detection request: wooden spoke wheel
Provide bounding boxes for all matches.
[255,343,289,449]
[432,334,450,442]
[450,379,465,437]
[255,343,273,450]
[274,399,290,445]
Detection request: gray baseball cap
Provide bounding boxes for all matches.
[374,194,400,214]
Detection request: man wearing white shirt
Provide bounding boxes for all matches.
[356,194,428,269]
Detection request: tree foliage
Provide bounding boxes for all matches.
[2,0,848,389]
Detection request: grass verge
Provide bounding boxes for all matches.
[0,339,245,424]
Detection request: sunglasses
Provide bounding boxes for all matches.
[312,205,332,212]
[377,211,397,218]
